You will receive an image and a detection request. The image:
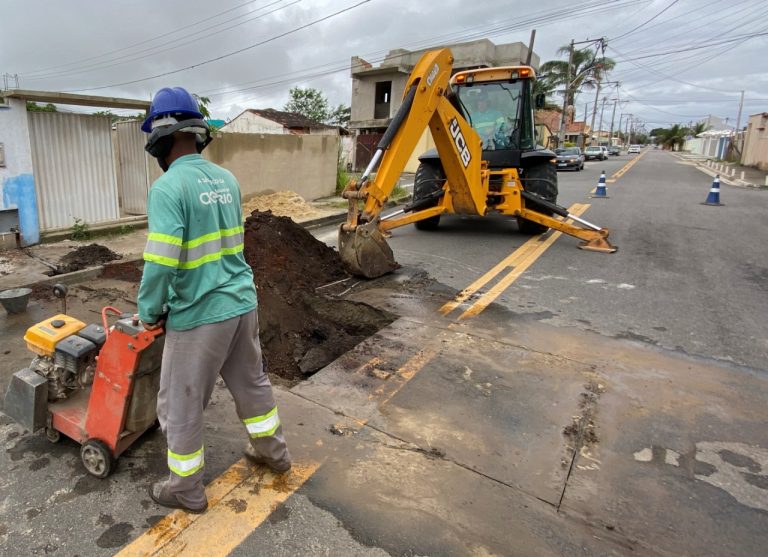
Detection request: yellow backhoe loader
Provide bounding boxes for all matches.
[339,48,616,279]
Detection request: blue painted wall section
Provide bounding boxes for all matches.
[2,174,40,245]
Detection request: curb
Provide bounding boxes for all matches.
[20,258,145,291]
[299,212,348,230]
[693,163,767,189]
[41,217,148,244]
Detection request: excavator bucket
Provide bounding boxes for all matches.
[338,221,398,279]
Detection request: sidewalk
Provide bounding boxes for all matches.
[674,152,768,188]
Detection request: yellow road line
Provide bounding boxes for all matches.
[440,204,586,317]
[151,463,319,557]
[121,346,440,556]
[458,204,591,320]
[610,149,647,181]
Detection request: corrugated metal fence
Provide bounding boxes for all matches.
[28,111,121,230]
[114,120,157,215]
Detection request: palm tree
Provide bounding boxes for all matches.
[539,46,616,106]
[688,121,708,136]
[658,124,687,150]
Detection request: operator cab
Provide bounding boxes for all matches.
[450,67,538,168]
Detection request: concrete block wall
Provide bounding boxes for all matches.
[0,98,39,246]
[203,132,339,202]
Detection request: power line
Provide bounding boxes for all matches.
[620,30,768,62]
[204,0,641,106]
[21,0,300,81]
[610,0,681,42]
[62,0,375,93]
[19,0,292,76]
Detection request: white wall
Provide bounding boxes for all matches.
[0,98,39,246]
[220,112,288,134]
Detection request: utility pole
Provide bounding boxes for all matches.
[735,89,745,132]
[558,40,575,148]
[732,89,745,156]
[597,96,607,145]
[608,99,618,146]
[558,37,605,147]
[618,113,624,145]
[588,78,601,146]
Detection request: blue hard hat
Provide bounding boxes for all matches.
[141,87,203,133]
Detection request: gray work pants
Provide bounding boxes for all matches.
[156,309,290,508]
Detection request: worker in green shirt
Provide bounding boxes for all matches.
[471,89,507,150]
[138,87,291,514]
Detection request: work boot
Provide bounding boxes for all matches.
[148,480,208,514]
[244,443,292,474]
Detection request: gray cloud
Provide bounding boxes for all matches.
[1,0,765,129]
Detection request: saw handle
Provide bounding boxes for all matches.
[101,306,123,337]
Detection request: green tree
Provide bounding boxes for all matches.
[327,103,351,127]
[284,87,330,123]
[539,46,616,106]
[192,94,212,120]
[657,124,686,150]
[689,121,708,136]
[26,102,57,112]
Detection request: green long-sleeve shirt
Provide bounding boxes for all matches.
[137,154,256,330]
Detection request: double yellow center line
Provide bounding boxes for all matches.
[440,204,590,320]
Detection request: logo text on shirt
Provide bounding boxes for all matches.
[199,188,233,205]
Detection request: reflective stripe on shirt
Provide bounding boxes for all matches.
[167,446,204,477]
[179,226,244,269]
[143,226,245,270]
[243,407,280,438]
[144,232,183,267]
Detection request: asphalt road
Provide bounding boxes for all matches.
[317,150,767,371]
[2,150,767,556]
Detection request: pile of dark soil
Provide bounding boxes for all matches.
[57,244,122,274]
[244,211,395,384]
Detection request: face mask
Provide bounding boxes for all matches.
[157,157,170,172]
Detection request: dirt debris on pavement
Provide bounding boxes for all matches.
[56,244,122,274]
[244,210,395,385]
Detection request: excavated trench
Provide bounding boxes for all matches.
[243,211,395,385]
[34,213,395,386]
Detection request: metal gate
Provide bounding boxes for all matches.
[355,133,384,171]
[115,120,153,215]
[28,111,120,230]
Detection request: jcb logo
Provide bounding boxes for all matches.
[449,118,471,168]
[426,63,439,87]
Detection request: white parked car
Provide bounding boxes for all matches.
[628,145,642,154]
[584,146,607,161]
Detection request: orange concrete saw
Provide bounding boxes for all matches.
[3,305,164,477]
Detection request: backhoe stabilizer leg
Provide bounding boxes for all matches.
[518,209,618,253]
[338,221,399,279]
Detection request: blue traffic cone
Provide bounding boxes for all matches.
[591,171,609,198]
[701,175,724,206]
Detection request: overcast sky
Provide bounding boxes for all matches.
[1,0,766,131]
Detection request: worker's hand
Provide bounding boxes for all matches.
[133,314,164,330]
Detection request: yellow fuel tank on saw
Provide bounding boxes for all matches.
[24,314,86,357]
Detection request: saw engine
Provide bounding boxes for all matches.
[24,314,107,401]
